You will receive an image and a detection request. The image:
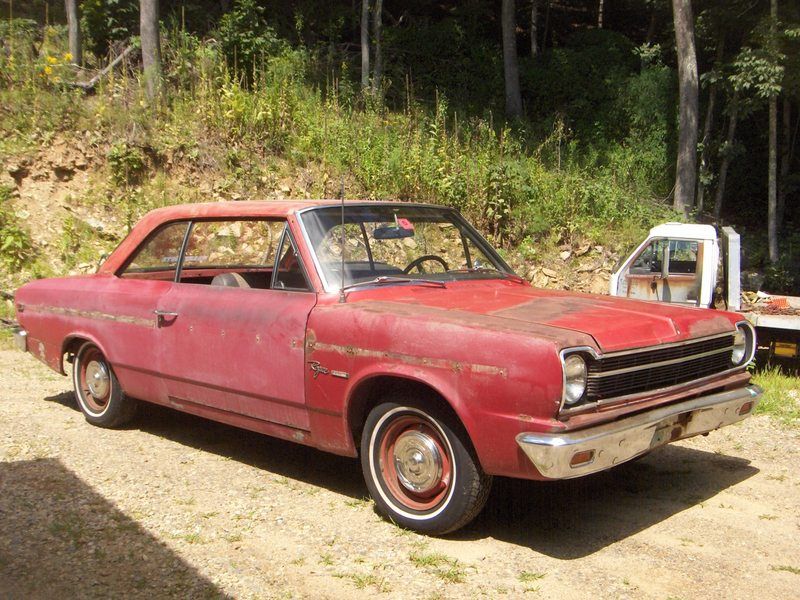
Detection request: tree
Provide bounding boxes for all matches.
[767,0,778,263]
[672,0,699,217]
[65,0,81,66]
[696,38,725,215]
[530,0,539,57]
[140,0,162,102]
[372,0,383,92]
[713,92,740,222]
[502,0,522,118]
[360,0,370,89]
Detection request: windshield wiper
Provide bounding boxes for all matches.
[341,276,447,293]
[447,267,526,284]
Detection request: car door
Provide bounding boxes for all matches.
[155,219,316,431]
[107,220,191,405]
[614,237,704,305]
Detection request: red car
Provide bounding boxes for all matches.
[13,200,761,534]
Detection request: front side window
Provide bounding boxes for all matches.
[300,205,510,289]
[120,221,189,280]
[631,238,698,276]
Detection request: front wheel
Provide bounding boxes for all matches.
[361,400,492,535]
[72,342,137,428]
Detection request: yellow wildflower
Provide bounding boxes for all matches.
[44,65,53,75]
[63,52,73,62]
[47,56,58,65]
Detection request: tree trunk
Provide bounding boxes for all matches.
[696,38,724,216]
[502,0,523,118]
[767,0,778,263]
[778,98,791,227]
[140,0,162,102]
[531,0,538,57]
[695,84,716,216]
[360,0,370,90]
[598,0,604,29]
[713,93,739,223]
[65,0,81,66]
[372,0,383,91]
[645,6,657,45]
[671,0,699,217]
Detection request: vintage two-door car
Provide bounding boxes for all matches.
[13,200,762,534]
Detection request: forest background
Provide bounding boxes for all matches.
[0,0,798,295]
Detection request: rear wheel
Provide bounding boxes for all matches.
[72,342,137,427]
[361,399,492,535]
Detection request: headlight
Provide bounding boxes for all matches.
[563,354,587,406]
[732,322,754,366]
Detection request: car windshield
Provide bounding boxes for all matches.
[299,205,513,290]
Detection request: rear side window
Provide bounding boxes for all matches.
[120,221,189,280]
[182,220,284,269]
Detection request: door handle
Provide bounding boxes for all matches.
[153,310,179,327]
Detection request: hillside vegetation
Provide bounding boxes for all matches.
[0,16,685,298]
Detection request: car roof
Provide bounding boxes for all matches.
[98,199,444,276]
[140,199,442,222]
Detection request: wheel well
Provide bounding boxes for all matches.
[348,376,465,451]
[61,336,89,374]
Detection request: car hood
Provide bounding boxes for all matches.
[346,280,737,353]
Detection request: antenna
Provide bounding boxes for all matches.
[338,176,346,303]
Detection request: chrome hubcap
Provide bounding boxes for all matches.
[85,360,110,399]
[393,430,442,493]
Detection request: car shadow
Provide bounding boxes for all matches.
[44,392,758,558]
[44,391,366,501]
[0,458,231,599]
[457,444,758,558]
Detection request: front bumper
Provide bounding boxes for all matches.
[13,327,27,352]
[516,384,762,479]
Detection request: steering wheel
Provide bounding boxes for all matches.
[403,254,449,274]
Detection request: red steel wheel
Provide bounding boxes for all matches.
[377,413,454,512]
[361,400,492,535]
[72,342,137,428]
[76,345,112,415]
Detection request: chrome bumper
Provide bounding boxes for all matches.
[517,384,762,479]
[13,327,27,352]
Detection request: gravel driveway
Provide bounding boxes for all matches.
[1,349,798,599]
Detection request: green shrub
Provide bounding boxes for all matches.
[0,186,33,271]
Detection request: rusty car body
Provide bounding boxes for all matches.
[14,200,762,534]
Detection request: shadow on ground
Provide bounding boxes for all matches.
[0,458,231,599]
[461,444,758,558]
[45,391,367,502]
[44,391,758,559]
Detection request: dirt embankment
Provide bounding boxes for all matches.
[1,350,799,599]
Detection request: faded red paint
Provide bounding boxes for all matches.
[15,201,752,481]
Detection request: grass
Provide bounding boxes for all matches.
[518,571,546,583]
[752,366,800,427]
[409,551,466,584]
[771,565,800,575]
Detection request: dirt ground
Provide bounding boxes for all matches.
[1,349,798,600]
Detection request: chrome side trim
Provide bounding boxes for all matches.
[13,328,28,352]
[518,384,762,479]
[588,345,734,378]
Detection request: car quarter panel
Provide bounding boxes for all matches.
[303,293,585,478]
[15,275,172,404]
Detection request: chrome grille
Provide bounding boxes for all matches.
[586,335,735,400]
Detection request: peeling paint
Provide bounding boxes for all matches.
[25,304,153,328]
[308,340,508,378]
